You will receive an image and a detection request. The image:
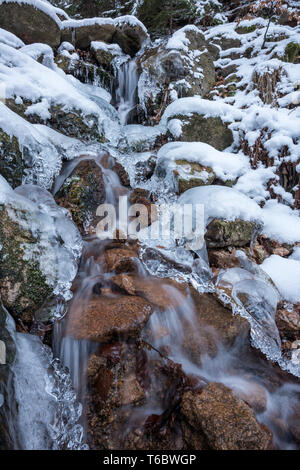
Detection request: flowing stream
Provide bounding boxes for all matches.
[2,54,300,451]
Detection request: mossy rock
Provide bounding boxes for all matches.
[136,0,197,37]
[205,219,256,248]
[0,129,24,188]
[170,113,234,151]
[6,98,104,142]
[0,206,53,321]
[55,159,106,234]
[0,2,61,47]
[283,42,300,63]
[55,53,112,90]
[173,160,216,194]
[235,25,258,34]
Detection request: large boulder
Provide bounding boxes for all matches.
[61,17,147,55]
[0,0,61,47]
[169,113,234,150]
[6,98,104,142]
[113,18,148,56]
[181,383,272,450]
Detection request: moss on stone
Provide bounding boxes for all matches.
[0,129,24,188]
[236,25,258,34]
[283,42,300,63]
[205,219,256,248]
[174,160,216,194]
[0,206,52,321]
[170,113,234,151]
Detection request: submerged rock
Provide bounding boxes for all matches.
[181,383,272,450]
[0,0,61,47]
[183,291,250,362]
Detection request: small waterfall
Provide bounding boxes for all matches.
[114,59,139,125]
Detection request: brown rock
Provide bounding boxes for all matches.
[207,249,240,269]
[276,301,300,341]
[118,374,145,406]
[112,275,188,310]
[0,2,61,47]
[61,23,115,49]
[111,273,136,295]
[102,247,139,273]
[181,383,272,450]
[112,161,130,187]
[66,294,153,342]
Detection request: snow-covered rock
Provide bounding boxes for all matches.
[0,0,64,47]
[0,177,82,320]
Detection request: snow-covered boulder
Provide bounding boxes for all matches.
[0,42,121,144]
[179,185,262,248]
[61,16,148,56]
[0,103,82,189]
[0,179,82,321]
[156,141,249,194]
[162,97,242,150]
[0,0,63,47]
[138,26,216,124]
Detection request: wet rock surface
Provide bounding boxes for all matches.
[181,383,272,450]
[55,159,106,234]
[66,293,153,342]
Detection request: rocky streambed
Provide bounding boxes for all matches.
[0,0,300,451]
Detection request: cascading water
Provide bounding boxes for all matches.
[114,59,139,126]
[3,47,300,451]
